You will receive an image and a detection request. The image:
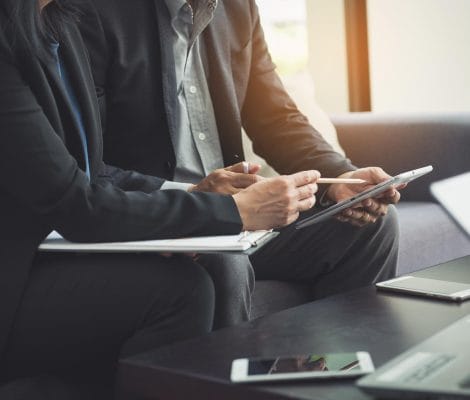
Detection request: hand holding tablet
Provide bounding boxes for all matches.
[296,165,433,229]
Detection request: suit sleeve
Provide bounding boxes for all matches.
[241,1,356,181]
[0,56,242,243]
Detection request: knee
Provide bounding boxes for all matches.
[360,205,399,256]
[188,261,216,308]
[379,204,400,245]
[180,259,216,332]
[366,204,400,263]
[198,254,254,295]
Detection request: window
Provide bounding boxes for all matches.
[256,0,308,78]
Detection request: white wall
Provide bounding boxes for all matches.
[367,0,470,112]
[306,0,350,113]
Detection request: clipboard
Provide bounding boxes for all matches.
[38,230,279,255]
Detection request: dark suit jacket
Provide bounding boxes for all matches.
[78,0,356,181]
[0,14,241,362]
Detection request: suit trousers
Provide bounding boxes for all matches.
[252,205,399,297]
[204,206,399,330]
[196,253,254,330]
[0,252,216,399]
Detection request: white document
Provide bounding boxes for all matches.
[39,230,275,253]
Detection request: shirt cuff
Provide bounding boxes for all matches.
[160,181,194,191]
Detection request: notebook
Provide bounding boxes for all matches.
[357,314,470,399]
[39,230,278,255]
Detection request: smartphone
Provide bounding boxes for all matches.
[230,352,375,383]
[376,275,470,302]
[296,165,433,229]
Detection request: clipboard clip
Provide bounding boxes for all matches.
[238,230,273,248]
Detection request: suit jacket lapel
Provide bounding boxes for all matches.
[154,0,178,143]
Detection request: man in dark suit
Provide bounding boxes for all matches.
[79,0,401,327]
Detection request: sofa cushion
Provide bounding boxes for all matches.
[396,202,470,275]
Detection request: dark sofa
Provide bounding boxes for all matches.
[252,113,470,319]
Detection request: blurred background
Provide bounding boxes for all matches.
[256,0,470,114]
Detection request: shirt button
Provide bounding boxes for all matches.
[189,85,198,94]
[198,132,206,141]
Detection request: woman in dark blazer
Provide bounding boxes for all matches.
[0,0,239,396]
[0,0,319,396]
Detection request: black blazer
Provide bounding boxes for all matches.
[79,0,355,180]
[0,15,241,360]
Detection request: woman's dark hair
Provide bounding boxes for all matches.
[1,0,79,60]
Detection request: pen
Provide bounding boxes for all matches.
[317,178,366,184]
[241,162,364,184]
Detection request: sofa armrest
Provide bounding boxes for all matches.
[331,112,470,202]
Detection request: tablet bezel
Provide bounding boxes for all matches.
[295,165,433,229]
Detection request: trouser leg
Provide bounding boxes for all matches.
[0,253,215,399]
[251,206,399,299]
[197,253,254,329]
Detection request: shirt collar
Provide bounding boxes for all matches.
[164,0,218,21]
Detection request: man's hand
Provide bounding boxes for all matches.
[326,167,401,227]
[189,162,262,195]
[233,171,320,231]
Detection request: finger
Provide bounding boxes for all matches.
[356,210,378,225]
[285,211,300,227]
[379,188,401,204]
[291,170,321,187]
[336,214,365,227]
[342,208,373,223]
[224,162,246,173]
[362,198,387,216]
[297,183,318,200]
[231,173,263,188]
[341,213,373,227]
[297,195,316,212]
[387,189,401,204]
[367,166,392,184]
[248,163,261,174]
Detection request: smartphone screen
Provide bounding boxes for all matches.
[231,352,374,382]
[248,353,360,375]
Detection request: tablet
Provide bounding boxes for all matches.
[376,275,470,302]
[295,165,433,229]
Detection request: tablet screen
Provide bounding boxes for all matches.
[296,166,433,229]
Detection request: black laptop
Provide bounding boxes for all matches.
[430,172,470,238]
[357,314,470,399]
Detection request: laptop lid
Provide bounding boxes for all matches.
[431,172,470,238]
[357,314,470,399]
